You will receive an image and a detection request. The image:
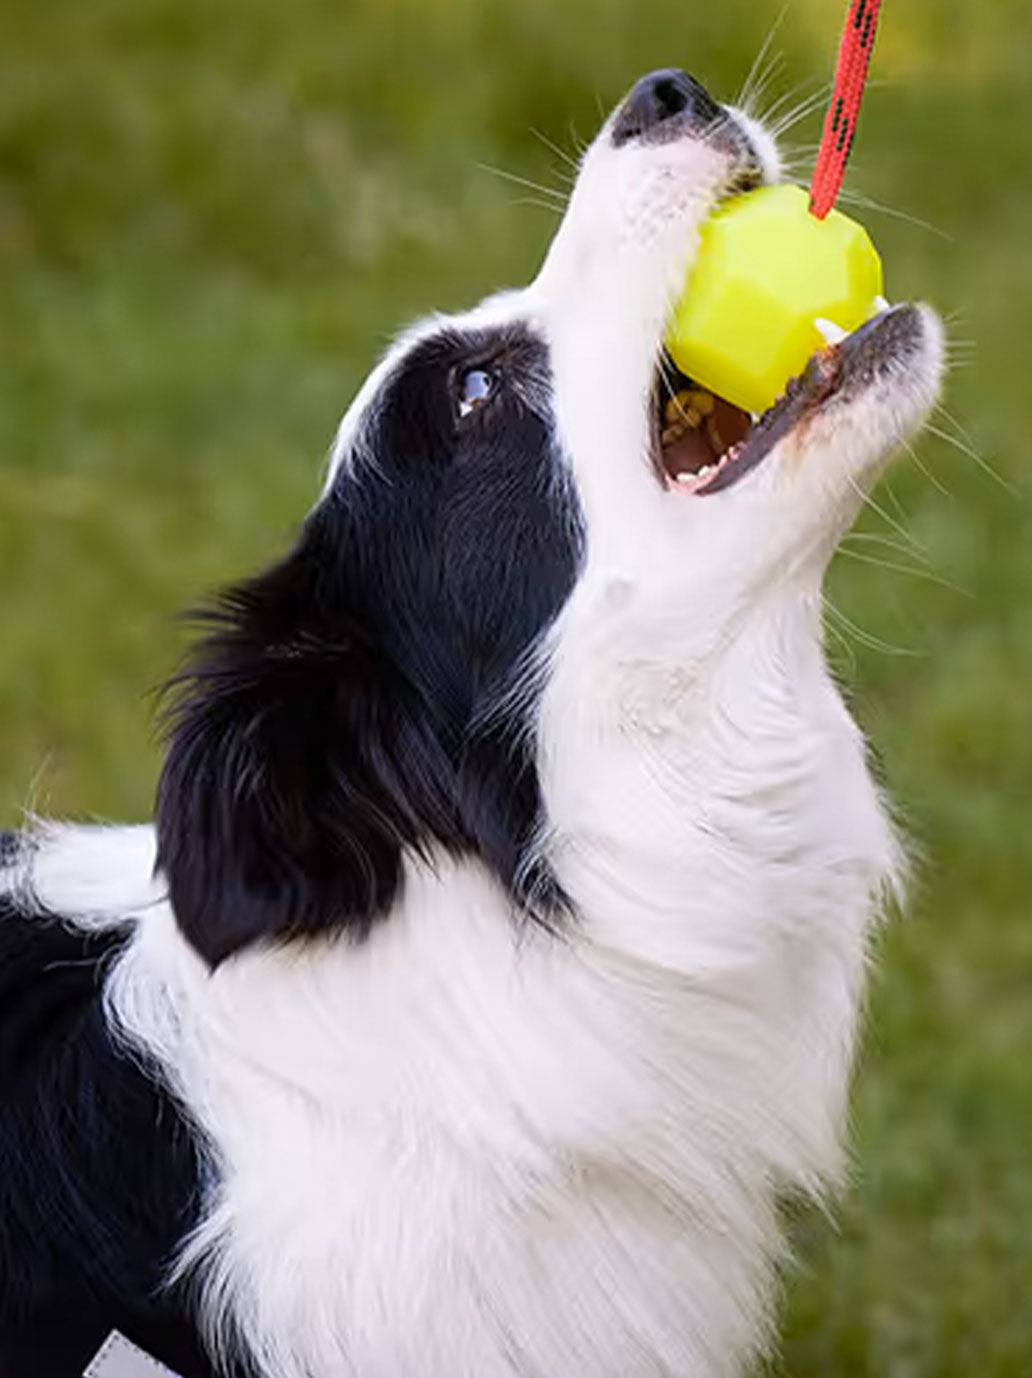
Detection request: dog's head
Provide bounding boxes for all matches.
[157,70,943,965]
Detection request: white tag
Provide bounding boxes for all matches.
[83,1329,184,1378]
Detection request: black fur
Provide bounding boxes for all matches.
[0,319,583,1374]
[0,875,216,1377]
[157,324,583,966]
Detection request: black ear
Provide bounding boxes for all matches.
[155,545,460,967]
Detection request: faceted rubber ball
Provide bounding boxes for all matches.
[664,184,883,415]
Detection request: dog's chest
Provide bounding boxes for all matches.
[119,788,887,1378]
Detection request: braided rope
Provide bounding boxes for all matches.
[809,0,883,220]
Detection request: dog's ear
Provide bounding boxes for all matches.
[155,534,459,967]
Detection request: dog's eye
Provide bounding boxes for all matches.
[457,367,498,419]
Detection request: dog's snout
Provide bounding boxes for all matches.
[611,69,723,147]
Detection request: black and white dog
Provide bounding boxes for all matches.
[0,71,942,1378]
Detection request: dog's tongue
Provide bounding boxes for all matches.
[662,425,713,477]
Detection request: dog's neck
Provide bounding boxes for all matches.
[541,585,896,921]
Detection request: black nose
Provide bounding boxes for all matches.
[611,68,723,147]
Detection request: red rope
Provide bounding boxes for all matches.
[809,0,882,220]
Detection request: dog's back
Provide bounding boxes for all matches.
[0,831,211,1377]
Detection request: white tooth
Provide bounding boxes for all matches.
[698,464,714,478]
[675,471,695,484]
[874,295,890,313]
[814,316,847,346]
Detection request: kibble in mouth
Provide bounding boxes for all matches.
[656,369,752,491]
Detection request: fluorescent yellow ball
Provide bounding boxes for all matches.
[664,184,884,415]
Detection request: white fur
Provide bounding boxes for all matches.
[14,92,942,1378]
[6,822,162,927]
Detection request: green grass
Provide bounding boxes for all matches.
[2,1,1031,1372]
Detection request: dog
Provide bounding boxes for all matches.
[0,69,942,1378]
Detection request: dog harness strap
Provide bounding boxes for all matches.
[809,0,883,220]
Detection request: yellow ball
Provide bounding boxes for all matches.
[664,184,884,415]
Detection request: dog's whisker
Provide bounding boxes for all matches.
[756,75,828,127]
[477,163,568,205]
[700,112,736,146]
[530,127,583,176]
[835,546,971,597]
[841,530,929,559]
[736,19,778,110]
[740,53,786,121]
[568,121,589,156]
[546,168,578,189]
[769,84,832,122]
[933,402,981,453]
[882,474,924,538]
[924,420,1016,493]
[844,473,924,553]
[832,189,952,241]
[822,596,924,658]
[777,163,817,182]
[900,436,953,500]
[769,103,832,142]
[821,609,858,674]
[776,142,823,163]
[512,197,565,217]
[767,86,834,139]
[840,532,941,584]
[736,9,789,113]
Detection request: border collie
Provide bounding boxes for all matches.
[0,70,942,1378]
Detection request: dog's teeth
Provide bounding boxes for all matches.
[697,465,714,478]
[874,295,890,313]
[814,316,847,346]
[675,471,696,485]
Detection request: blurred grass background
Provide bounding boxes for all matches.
[1,0,1030,1372]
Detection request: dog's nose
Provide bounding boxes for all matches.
[611,69,723,146]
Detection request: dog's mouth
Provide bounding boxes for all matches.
[653,306,923,496]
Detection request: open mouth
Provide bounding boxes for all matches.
[654,350,838,496]
[653,306,920,496]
